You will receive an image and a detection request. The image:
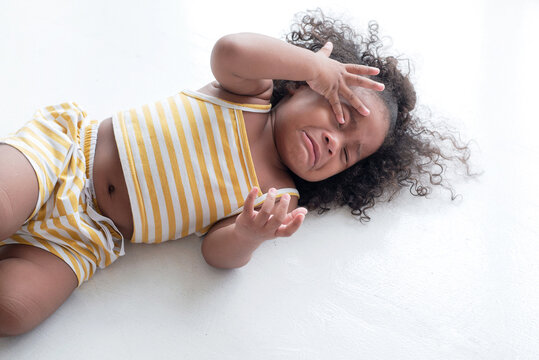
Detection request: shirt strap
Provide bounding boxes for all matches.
[181,89,271,113]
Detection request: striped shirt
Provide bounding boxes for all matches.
[112,90,299,244]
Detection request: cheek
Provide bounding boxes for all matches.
[370,128,390,156]
[278,132,305,168]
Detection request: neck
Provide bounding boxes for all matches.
[267,109,287,172]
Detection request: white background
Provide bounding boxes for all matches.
[1,0,538,358]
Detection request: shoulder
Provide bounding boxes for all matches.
[197,81,272,105]
[258,169,299,207]
[266,170,297,193]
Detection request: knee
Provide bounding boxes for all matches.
[0,293,36,337]
[0,255,77,337]
[0,262,42,337]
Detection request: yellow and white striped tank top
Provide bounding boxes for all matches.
[112,90,299,243]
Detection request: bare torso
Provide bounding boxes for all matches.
[93,118,133,240]
[92,84,293,241]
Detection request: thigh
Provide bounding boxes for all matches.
[0,144,39,239]
[0,244,77,336]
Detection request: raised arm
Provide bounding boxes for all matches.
[210,33,320,99]
[211,33,384,119]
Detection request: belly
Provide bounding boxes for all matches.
[93,118,133,240]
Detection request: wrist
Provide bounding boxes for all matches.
[232,223,268,245]
[306,51,323,83]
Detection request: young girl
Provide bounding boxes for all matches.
[0,10,470,336]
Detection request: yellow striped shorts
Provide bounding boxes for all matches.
[0,102,125,286]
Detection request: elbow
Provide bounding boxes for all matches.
[202,254,250,270]
[213,33,243,53]
[201,239,250,270]
[211,34,244,70]
[204,258,249,270]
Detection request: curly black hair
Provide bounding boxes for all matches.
[271,9,474,222]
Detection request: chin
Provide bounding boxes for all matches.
[284,159,310,182]
[289,167,322,183]
[303,174,325,182]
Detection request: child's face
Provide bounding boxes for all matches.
[273,85,390,182]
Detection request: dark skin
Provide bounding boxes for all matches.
[92,35,387,245]
[92,83,389,242]
[91,91,295,243]
[0,33,386,337]
[92,118,133,240]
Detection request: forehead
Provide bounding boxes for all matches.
[343,87,391,150]
[343,87,387,115]
[342,87,390,131]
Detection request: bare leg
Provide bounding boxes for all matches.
[0,143,39,240]
[0,143,77,336]
[0,244,78,336]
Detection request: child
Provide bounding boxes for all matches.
[0,10,470,336]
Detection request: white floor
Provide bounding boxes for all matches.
[1,0,538,358]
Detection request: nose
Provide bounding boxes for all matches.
[323,131,342,156]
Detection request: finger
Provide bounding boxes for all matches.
[265,193,291,229]
[255,188,276,226]
[317,41,333,57]
[328,94,345,124]
[345,65,385,91]
[346,73,385,92]
[340,86,370,117]
[346,64,381,76]
[275,213,305,237]
[243,187,258,217]
[282,207,308,226]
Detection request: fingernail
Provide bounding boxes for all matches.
[283,193,290,201]
[340,116,345,124]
